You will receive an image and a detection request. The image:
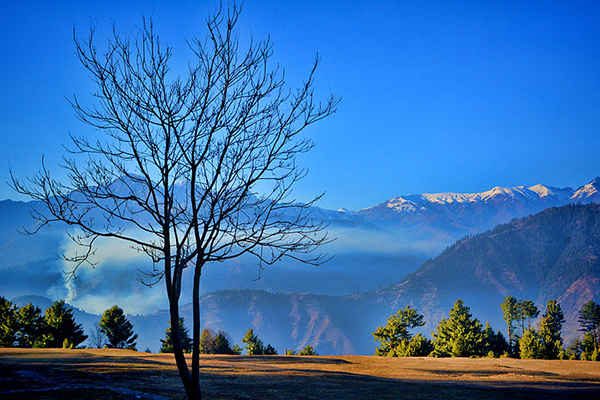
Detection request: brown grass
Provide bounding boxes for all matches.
[1,348,600,399]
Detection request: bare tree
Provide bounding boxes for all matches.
[11,4,339,399]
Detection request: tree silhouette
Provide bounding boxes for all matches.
[160,317,192,353]
[41,300,87,348]
[10,4,338,399]
[99,305,138,350]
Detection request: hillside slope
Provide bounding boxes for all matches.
[375,204,600,343]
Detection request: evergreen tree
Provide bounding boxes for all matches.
[578,300,600,350]
[519,300,539,333]
[160,317,192,353]
[538,300,565,359]
[298,345,318,356]
[372,306,425,357]
[264,344,278,355]
[481,322,509,357]
[212,331,238,355]
[15,303,45,348]
[394,333,433,357]
[500,296,519,353]
[199,329,216,354]
[431,299,485,357]
[99,305,137,350]
[241,329,264,355]
[42,300,87,348]
[0,296,18,347]
[519,328,544,359]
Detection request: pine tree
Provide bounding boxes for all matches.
[99,305,137,350]
[519,328,544,359]
[15,303,45,348]
[579,300,600,350]
[160,317,192,353]
[538,300,565,359]
[481,322,508,358]
[241,329,264,355]
[431,299,485,357]
[42,300,87,348]
[519,300,540,333]
[0,296,18,347]
[372,306,425,357]
[212,332,237,355]
[500,296,519,354]
[298,345,318,356]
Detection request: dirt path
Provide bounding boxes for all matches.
[1,349,600,399]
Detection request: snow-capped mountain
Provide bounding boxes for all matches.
[323,177,600,241]
[571,177,600,204]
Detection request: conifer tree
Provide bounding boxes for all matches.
[519,300,539,333]
[0,296,18,347]
[160,318,192,353]
[42,300,87,348]
[579,300,600,350]
[16,303,45,348]
[99,305,138,350]
[519,328,544,359]
[372,305,428,357]
[298,345,318,356]
[241,329,264,355]
[431,299,485,357]
[538,300,565,359]
[500,296,519,353]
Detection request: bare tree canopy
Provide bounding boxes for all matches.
[12,4,339,399]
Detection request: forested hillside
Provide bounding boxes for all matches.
[374,204,600,344]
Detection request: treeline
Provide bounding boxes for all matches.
[0,296,318,355]
[0,297,87,348]
[373,297,600,360]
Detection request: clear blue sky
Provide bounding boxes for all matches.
[1,0,599,211]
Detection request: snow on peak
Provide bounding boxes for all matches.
[571,177,600,204]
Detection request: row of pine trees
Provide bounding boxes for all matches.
[373,298,600,360]
[0,296,317,355]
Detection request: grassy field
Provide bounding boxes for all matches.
[1,348,600,399]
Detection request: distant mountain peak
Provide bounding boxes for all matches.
[571,177,600,204]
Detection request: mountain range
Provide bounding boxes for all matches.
[2,177,599,354]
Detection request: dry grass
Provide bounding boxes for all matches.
[1,348,600,399]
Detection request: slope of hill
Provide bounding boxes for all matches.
[375,204,600,344]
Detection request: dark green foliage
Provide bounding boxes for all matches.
[519,300,539,332]
[242,328,264,355]
[99,305,137,350]
[264,344,278,355]
[15,303,45,348]
[579,300,600,350]
[241,328,276,355]
[372,305,427,357]
[481,322,509,357]
[500,296,519,353]
[431,300,485,358]
[195,328,239,355]
[160,318,192,353]
[538,300,565,359]
[42,300,87,348]
[518,300,565,359]
[298,345,318,356]
[501,296,539,354]
[0,296,18,347]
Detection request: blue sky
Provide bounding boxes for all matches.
[1,0,599,211]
